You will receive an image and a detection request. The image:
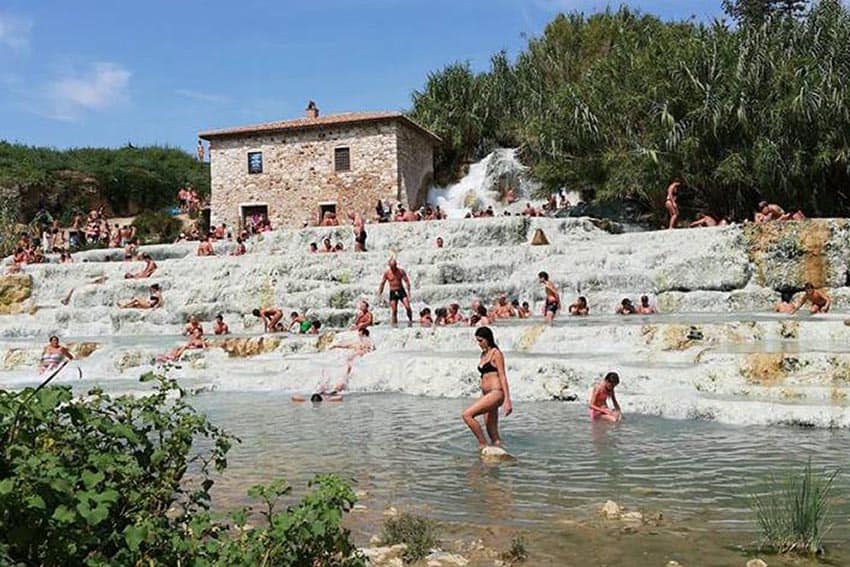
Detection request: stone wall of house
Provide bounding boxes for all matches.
[208,121,402,230]
[396,123,435,210]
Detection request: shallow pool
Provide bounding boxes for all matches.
[193,392,850,540]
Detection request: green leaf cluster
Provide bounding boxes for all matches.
[0,142,209,225]
[0,373,363,566]
[410,1,850,223]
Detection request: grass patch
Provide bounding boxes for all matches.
[750,459,839,555]
[379,512,439,563]
[500,534,528,564]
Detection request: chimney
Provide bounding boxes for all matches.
[305,100,319,119]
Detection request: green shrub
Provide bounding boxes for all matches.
[501,535,528,564]
[750,459,840,555]
[0,371,364,566]
[379,512,440,563]
[132,210,183,243]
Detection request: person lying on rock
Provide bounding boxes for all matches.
[118,283,162,309]
[589,372,622,422]
[124,254,157,279]
[253,307,284,332]
[157,327,206,364]
[791,283,831,314]
[689,212,726,228]
[213,313,230,335]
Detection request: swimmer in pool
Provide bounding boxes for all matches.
[791,282,831,314]
[38,335,74,373]
[636,295,656,314]
[292,373,347,403]
[568,296,589,316]
[589,372,622,422]
[462,326,512,450]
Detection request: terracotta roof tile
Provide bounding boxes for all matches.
[198,111,441,143]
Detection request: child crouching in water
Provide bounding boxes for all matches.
[589,372,622,422]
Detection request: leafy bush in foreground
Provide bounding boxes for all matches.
[751,459,840,555]
[0,371,363,566]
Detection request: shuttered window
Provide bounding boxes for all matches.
[334,147,351,172]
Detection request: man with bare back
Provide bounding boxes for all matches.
[378,258,413,325]
[349,211,367,252]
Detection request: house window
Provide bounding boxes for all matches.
[334,147,351,172]
[247,151,263,174]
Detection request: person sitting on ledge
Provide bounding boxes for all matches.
[124,253,157,279]
[213,313,230,335]
[492,295,516,319]
[351,301,373,331]
[197,235,215,256]
[288,311,311,334]
[420,307,433,327]
[791,283,831,314]
[309,242,318,253]
[157,327,206,364]
[616,298,637,315]
[446,303,466,325]
[689,212,725,228]
[334,242,345,252]
[230,236,246,256]
[118,283,162,309]
[755,201,805,223]
[183,315,203,336]
[253,307,284,332]
[309,320,322,335]
[434,307,448,326]
[569,296,590,316]
[775,291,796,314]
[636,295,657,314]
[320,238,333,253]
[518,301,532,319]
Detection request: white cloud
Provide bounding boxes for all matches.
[0,11,32,50]
[42,62,131,120]
[176,89,229,104]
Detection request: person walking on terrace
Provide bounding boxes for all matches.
[378,258,413,326]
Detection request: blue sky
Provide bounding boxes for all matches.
[0,0,724,152]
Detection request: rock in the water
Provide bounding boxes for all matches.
[480,446,515,463]
[359,544,407,567]
[426,551,469,566]
[601,500,621,519]
[0,274,32,314]
[666,561,683,567]
[746,560,767,567]
[217,336,281,357]
[621,511,644,522]
[68,342,99,359]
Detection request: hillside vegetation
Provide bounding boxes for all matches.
[410,0,850,222]
[0,142,208,225]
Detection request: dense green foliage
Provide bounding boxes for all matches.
[131,210,184,243]
[0,142,208,224]
[379,512,440,563]
[410,0,850,222]
[751,459,839,554]
[0,372,363,566]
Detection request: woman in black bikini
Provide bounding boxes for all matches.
[462,327,513,450]
[118,283,162,309]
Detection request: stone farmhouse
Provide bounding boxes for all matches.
[199,102,440,230]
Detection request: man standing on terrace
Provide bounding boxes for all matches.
[378,258,413,326]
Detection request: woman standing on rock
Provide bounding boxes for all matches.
[462,327,512,450]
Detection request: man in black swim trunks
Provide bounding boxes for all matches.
[538,271,560,324]
[378,258,412,325]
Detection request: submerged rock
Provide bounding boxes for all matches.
[480,446,515,463]
[745,560,768,567]
[601,500,621,519]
